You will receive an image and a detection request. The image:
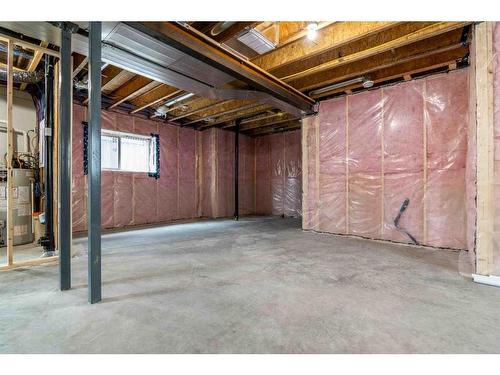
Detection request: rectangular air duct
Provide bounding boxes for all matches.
[237,29,275,54]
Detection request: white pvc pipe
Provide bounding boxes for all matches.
[473,274,500,288]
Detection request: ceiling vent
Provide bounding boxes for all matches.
[237,29,275,54]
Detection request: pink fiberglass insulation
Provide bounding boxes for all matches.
[284,130,302,217]
[493,21,500,275]
[198,128,254,218]
[200,128,215,218]
[425,71,468,248]
[71,105,183,232]
[113,173,134,227]
[178,127,197,219]
[303,69,471,250]
[133,174,158,225]
[100,110,117,228]
[254,130,302,217]
[216,128,235,218]
[348,90,383,238]
[157,123,179,222]
[71,104,291,233]
[72,104,87,232]
[101,171,115,228]
[383,80,424,243]
[270,133,285,215]
[239,135,256,215]
[255,136,272,215]
[319,97,347,234]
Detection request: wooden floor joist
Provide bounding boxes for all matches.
[19,41,49,90]
[130,87,183,114]
[282,22,470,82]
[108,77,160,110]
[293,29,467,91]
[251,21,400,72]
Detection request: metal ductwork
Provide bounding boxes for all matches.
[0,68,44,84]
[73,79,88,90]
[210,22,237,36]
[0,42,33,59]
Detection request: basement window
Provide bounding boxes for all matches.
[101,130,157,173]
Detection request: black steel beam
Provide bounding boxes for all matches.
[88,22,102,304]
[234,119,240,221]
[58,23,73,291]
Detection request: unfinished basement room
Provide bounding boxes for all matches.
[1,3,500,360]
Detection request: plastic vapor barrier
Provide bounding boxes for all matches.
[255,130,302,217]
[303,69,474,252]
[71,106,268,232]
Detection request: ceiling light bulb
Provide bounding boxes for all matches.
[307,22,318,41]
[362,77,374,88]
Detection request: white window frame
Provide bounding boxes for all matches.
[101,129,157,174]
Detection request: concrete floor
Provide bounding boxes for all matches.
[1,216,499,353]
[1,243,48,265]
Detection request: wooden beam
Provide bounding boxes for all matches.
[282,22,470,82]
[251,21,400,72]
[188,102,257,127]
[0,33,60,57]
[309,45,468,98]
[72,56,88,79]
[0,61,25,72]
[20,41,49,90]
[0,255,58,271]
[108,76,160,109]
[170,100,231,122]
[473,22,494,276]
[101,66,129,91]
[275,28,466,91]
[310,47,467,99]
[270,22,437,80]
[82,65,125,105]
[130,87,182,114]
[240,111,284,125]
[278,21,335,46]
[240,114,296,132]
[207,104,272,128]
[245,120,301,136]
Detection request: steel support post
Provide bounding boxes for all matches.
[234,119,240,221]
[58,24,73,290]
[88,22,102,304]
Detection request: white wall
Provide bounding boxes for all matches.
[0,86,38,167]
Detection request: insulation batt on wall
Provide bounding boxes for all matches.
[303,69,475,253]
[72,105,302,233]
[255,130,302,217]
